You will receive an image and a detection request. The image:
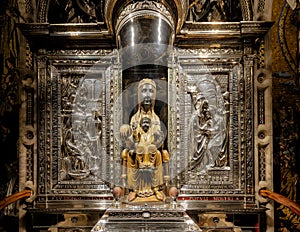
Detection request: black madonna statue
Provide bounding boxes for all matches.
[119,78,170,202]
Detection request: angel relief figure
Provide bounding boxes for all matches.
[119,79,170,202]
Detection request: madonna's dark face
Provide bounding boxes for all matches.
[140,83,155,111]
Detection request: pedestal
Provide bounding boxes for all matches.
[91,202,202,232]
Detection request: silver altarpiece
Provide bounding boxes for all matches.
[18,0,274,231]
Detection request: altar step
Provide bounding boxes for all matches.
[91,203,202,232]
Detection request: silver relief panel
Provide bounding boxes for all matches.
[36,50,117,205]
[167,48,253,203]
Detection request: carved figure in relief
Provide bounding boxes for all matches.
[65,0,99,23]
[187,78,227,173]
[120,78,169,202]
[215,91,229,167]
[75,86,88,113]
[86,111,102,176]
[61,78,105,181]
[189,0,227,22]
[63,122,91,180]
[192,97,214,166]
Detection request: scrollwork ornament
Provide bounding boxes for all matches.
[47,49,113,57]
[178,48,243,60]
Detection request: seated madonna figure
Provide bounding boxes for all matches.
[120,78,169,202]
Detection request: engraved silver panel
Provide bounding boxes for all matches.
[35,50,117,207]
[166,48,255,206]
